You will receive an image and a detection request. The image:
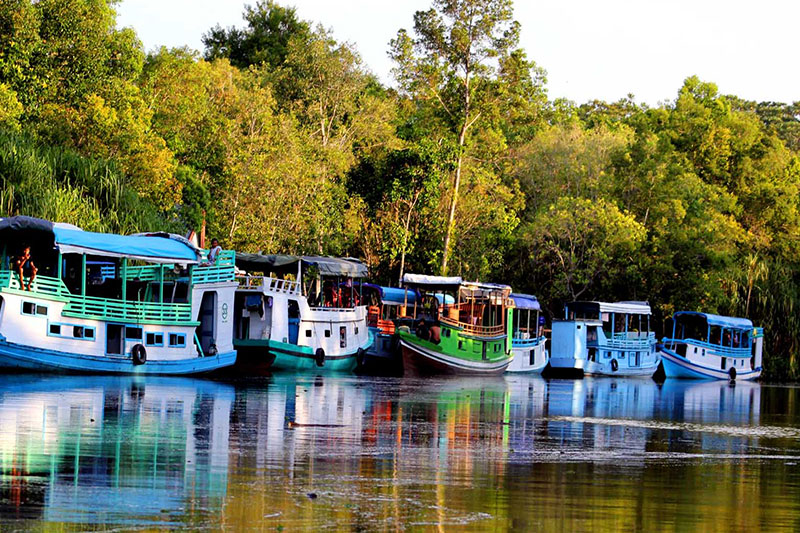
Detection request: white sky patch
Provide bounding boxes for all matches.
[116,0,799,106]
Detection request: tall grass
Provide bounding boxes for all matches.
[0,130,178,234]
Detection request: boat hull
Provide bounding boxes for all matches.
[400,338,511,376]
[235,334,374,373]
[660,347,762,380]
[0,338,236,375]
[507,342,548,373]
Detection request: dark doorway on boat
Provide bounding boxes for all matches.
[197,291,217,355]
[288,299,300,344]
[107,324,124,355]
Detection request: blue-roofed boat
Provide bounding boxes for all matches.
[0,216,238,374]
[659,311,764,380]
[506,293,548,373]
[549,301,660,377]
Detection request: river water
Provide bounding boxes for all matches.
[0,374,798,531]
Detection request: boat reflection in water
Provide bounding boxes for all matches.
[0,375,233,527]
[2,374,800,531]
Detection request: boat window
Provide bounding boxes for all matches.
[355,326,359,335]
[22,301,46,316]
[709,326,721,345]
[340,326,347,348]
[168,333,186,347]
[146,332,164,346]
[126,327,143,341]
[49,324,61,335]
[324,330,331,338]
[305,329,312,337]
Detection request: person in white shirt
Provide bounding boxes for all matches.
[206,238,222,265]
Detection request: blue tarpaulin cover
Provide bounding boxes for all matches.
[510,293,541,311]
[673,311,753,329]
[0,216,200,263]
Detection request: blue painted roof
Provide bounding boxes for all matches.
[380,286,454,305]
[54,227,200,263]
[673,311,753,329]
[510,293,541,311]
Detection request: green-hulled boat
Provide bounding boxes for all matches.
[397,274,514,375]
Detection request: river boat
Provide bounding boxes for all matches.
[659,311,764,380]
[549,301,659,377]
[506,293,549,373]
[233,253,373,372]
[397,274,514,375]
[0,216,237,374]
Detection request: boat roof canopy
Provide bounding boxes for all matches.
[402,273,462,290]
[0,216,201,263]
[510,293,541,311]
[673,311,753,329]
[568,300,652,315]
[236,252,368,278]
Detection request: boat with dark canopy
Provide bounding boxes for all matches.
[233,253,373,372]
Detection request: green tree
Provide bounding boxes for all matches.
[203,1,311,69]
[390,0,533,274]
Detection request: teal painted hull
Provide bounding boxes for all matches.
[267,332,374,374]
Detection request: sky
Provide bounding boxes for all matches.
[116,0,799,106]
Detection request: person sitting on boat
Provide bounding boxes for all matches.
[204,238,222,266]
[322,280,340,307]
[13,245,37,291]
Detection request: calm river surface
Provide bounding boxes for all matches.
[0,373,798,531]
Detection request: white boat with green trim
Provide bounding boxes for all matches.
[233,253,373,372]
[0,216,238,374]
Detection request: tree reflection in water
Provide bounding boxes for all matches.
[0,374,799,531]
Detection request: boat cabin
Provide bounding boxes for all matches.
[550,300,659,376]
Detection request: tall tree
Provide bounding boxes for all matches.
[202,1,311,70]
[390,0,527,274]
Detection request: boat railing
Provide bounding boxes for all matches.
[308,305,361,313]
[662,337,754,358]
[440,315,505,337]
[0,271,195,324]
[237,275,301,295]
[512,335,546,347]
[594,331,656,350]
[192,250,236,284]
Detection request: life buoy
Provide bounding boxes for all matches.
[132,344,147,365]
[610,358,619,372]
[208,343,218,356]
[729,367,737,380]
[356,348,366,367]
[315,347,325,367]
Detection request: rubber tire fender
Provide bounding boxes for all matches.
[208,343,218,357]
[315,347,325,367]
[729,367,737,381]
[356,347,366,368]
[132,344,147,365]
[610,358,619,372]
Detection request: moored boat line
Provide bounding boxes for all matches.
[0,216,767,380]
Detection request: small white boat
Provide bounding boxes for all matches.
[233,253,373,372]
[549,301,660,377]
[506,293,548,373]
[0,216,238,374]
[659,311,763,380]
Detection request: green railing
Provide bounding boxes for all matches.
[0,271,195,325]
[192,250,235,285]
[0,271,69,300]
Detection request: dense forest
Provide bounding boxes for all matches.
[1,0,799,379]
